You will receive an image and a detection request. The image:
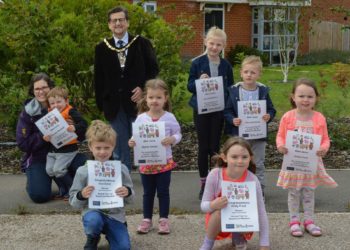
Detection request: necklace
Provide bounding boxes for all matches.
[103,36,139,53]
[103,36,139,68]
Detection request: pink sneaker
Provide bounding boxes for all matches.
[158,218,170,234]
[137,219,153,234]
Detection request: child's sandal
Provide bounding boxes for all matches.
[304,220,322,237]
[289,221,303,237]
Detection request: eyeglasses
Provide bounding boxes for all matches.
[110,18,126,24]
[34,86,50,93]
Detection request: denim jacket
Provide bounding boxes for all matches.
[224,82,276,138]
[187,54,233,111]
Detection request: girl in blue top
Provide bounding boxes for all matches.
[187,27,234,200]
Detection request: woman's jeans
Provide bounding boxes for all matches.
[25,153,87,203]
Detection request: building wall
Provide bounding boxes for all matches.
[299,0,350,54]
[157,1,252,58]
[142,1,350,57]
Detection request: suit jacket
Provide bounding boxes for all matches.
[94,34,159,120]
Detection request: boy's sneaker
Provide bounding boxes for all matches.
[84,235,100,250]
[137,219,153,234]
[158,218,170,234]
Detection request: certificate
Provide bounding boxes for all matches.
[35,108,77,149]
[132,121,166,165]
[238,100,267,140]
[221,181,259,232]
[282,130,321,175]
[195,76,224,114]
[88,160,124,209]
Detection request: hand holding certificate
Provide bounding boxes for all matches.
[195,76,224,114]
[221,181,259,232]
[282,131,321,175]
[87,160,124,209]
[238,100,267,140]
[35,108,77,149]
[132,121,167,165]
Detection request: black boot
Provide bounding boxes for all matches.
[84,235,100,250]
[199,183,205,200]
[55,173,73,199]
[52,177,66,197]
[61,173,73,192]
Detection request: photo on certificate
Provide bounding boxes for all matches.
[282,130,321,175]
[238,100,266,140]
[88,160,124,209]
[132,121,167,165]
[35,108,77,149]
[195,76,224,114]
[221,181,259,232]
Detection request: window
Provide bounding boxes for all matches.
[252,6,299,65]
[133,1,157,13]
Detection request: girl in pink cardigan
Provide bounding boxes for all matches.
[276,78,337,238]
[200,137,269,250]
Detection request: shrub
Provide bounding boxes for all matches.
[327,118,350,150]
[226,44,269,67]
[297,49,350,65]
[0,0,194,127]
[0,72,26,129]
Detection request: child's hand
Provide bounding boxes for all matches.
[210,196,228,210]
[277,146,288,154]
[316,148,328,157]
[262,114,270,122]
[43,135,51,142]
[199,73,209,79]
[67,125,75,132]
[162,136,175,146]
[66,118,74,125]
[233,118,241,126]
[128,139,136,148]
[81,185,95,199]
[116,186,129,198]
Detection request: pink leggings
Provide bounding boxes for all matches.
[288,187,315,222]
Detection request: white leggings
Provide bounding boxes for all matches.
[288,187,315,222]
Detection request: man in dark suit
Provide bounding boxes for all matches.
[94,6,159,171]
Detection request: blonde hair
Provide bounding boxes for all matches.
[86,120,116,147]
[47,86,69,100]
[137,79,172,114]
[211,137,256,173]
[205,26,227,44]
[241,55,263,72]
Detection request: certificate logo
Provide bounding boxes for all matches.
[292,133,314,151]
[226,183,250,201]
[226,224,235,229]
[93,201,100,206]
[94,162,117,178]
[200,79,218,93]
[242,102,261,115]
[138,123,160,138]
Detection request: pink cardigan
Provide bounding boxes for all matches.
[276,110,330,151]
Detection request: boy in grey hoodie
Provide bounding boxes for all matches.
[70,120,134,250]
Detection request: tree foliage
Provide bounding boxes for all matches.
[0,0,193,126]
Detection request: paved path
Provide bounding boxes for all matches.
[0,170,349,250]
[0,170,349,214]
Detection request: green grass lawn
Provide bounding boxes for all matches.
[179,64,350,123]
